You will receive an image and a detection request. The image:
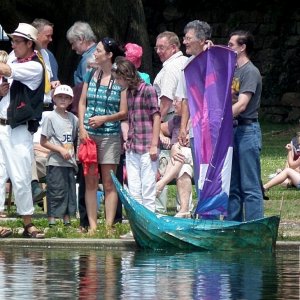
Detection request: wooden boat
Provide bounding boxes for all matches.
[111,172,280,251]
[113,47,280,251]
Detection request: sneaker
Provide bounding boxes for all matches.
[268,173,277,179]
[120,231,133,239]
[268,169,282,179]
[31,181,46,203]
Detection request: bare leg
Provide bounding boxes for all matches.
[176,173,192,213]
[156,160,184,193]
[101,164,118,227]
[264,168,300,190]
[84,165,99,232]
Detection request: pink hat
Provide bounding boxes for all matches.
[124,43,143,68]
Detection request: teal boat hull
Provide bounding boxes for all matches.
[111,173,280,251]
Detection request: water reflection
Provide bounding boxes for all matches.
[0,247,298,299]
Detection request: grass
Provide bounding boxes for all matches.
[1,121,300,240]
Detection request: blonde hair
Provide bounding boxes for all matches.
[0,50,8,63]
[156,31,181,48]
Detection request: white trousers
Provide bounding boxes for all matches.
[126,151,158,212]
[0,124,34,215]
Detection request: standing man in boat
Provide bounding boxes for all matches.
[177,20,213,194]
[227,30,264,221]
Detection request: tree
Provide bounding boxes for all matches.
[0,0,151,85]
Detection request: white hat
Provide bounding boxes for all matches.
[53,85,74,97]
[8,23,39,44]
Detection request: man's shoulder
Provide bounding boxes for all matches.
[165,55,188,71]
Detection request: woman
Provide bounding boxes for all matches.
[78,38,127,234]
[264,143,300,193]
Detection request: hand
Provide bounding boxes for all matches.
[51,81,60,89]
[0,82,9,97]
[178,128,189,146]
[204,40,214,51]
[79,127,89,143]
[286,143,292,151]
[171,143,186,164]
[160,134,171,149]
[60,148,71,160]
[88,115,105,128]
[149,145,158,161]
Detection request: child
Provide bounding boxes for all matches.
[112,56,160,216]
[40,85,78,227]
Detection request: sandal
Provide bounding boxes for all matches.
[77,226,88,234]
[23,223,45,239]
[0,226,12,238]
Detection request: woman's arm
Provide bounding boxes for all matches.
[78,82,89,143]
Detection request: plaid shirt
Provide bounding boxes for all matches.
[126,82,160,154]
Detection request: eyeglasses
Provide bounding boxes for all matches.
[11,39,27,46]
[183,36,195,42]
[102,37,116,53]
[154,44,173,52]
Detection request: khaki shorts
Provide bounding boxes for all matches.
[90,135,121,164]
[158,147,193,179]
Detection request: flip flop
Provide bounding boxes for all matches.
[0,226,13,238]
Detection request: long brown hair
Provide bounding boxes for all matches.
[112,56,141,90]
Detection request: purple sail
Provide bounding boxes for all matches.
[184,46,236,218]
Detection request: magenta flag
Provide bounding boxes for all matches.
[184,46,236,218]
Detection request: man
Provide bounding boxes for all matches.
[227,30,264,221]
[32,18,60,85]
[177,20,212,194]
[0,23,45,238]
[153,31,188,213]
[66,21,97,87]
[66,21,97,232]
[31,18,60,203]
[153,31,188,122]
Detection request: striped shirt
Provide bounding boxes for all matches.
[83,70,123,136]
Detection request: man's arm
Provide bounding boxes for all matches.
[178,99,190,146]
[232,92,252,117]
[159,95,173,121]
[149,112,161,161]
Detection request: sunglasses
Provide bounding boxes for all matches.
[102,37,116,53]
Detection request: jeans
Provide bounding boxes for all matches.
[228,122,264,221]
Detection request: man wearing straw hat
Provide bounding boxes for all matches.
[0,23,45,238]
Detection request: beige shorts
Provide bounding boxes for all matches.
[90,135,121,164]
[177,146,193,179]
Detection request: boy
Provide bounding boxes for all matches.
[40,85,78,227]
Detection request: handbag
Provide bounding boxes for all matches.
[78,138,99,176]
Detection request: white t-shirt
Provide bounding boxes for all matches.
[175,55,195,137]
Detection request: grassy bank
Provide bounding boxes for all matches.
[1,121,300,240]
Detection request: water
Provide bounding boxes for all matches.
[0,247,298,299]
